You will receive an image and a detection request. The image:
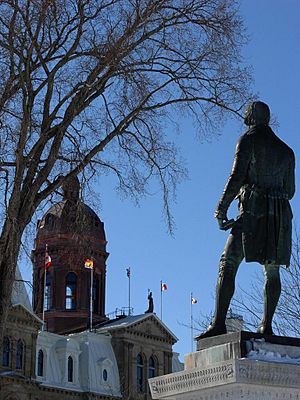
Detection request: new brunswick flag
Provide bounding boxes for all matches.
[84,259,94,269]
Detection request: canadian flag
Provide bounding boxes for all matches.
[161,282,168,291]
[45,247,52,269]
[191,297,197,304]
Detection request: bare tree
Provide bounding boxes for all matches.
[0,0,253,330]
[232,235,300,337]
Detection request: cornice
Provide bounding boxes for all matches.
[0,376,121,399]
[149,358,300,399]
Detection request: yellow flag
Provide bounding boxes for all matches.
[84,259,94,269]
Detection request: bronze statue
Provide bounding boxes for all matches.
[199,101,295,338]
[145,291,154,313]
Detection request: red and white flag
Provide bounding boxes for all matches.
[161,282,168,291]
[191,297,197,304]
[45,246,52,269]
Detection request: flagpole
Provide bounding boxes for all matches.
[90,266,93,331]
[191,292,193,352]
[160,280,163,321]
[127,268,131,315]
[42,264,47,331]
[42,244,47,331]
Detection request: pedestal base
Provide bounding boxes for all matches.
[149,332,300,400]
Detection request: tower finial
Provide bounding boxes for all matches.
[62,175,80,200]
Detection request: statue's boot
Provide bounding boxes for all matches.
[198,261,239,339]
[198,231,243,340]
[196,324,227,339]
[257,264,281,336]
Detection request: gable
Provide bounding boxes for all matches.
[101,314,177,345]
[132,317,176,343]
[8,304,43,329]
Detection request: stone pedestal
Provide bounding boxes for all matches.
[149,331,300,400]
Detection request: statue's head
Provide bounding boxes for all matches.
[244,101,270,127]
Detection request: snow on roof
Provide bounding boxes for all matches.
[11,265,32,311]
[96,313,178,342]
[37,330,121,397]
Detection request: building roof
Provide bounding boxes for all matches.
[11,265,32,310]
[37,330,121,397]
[96,313,178,342]
[37,199,106,241]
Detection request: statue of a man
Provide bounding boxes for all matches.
[199,101,295,338]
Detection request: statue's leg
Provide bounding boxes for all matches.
[198,228,244,339]
[257,264,281,335]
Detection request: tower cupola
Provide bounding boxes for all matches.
[32,177,108,334]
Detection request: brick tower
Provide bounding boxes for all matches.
[32,176,108,334]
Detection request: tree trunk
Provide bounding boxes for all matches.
[0,218,24,337]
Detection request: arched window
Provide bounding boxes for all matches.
[103,368,108,381]
[148,356,156,379]
[45,214,54,228]
[68,356,73,382]
[16,340,24,369]
[2,336,10,367]
[93,274,99,314]
[136,353,144,392]
[37,349,44,376]
[65,272,77,310]
[44,272,52,311]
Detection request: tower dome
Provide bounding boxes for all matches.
[32,177,108,334]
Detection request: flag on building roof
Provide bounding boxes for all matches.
[161,282,167,291]
[45,246,52,269]
[84,259,94,269]
[126,267,131,278]
[191,297,197,304]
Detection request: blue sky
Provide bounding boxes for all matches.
[20,0,300,360]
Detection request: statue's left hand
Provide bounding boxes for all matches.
[217,217,228,230]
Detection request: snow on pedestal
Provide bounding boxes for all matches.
[149,331,300,400]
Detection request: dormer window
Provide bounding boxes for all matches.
[37,349,44,377]
[68,356,74,382]
[103,368,108,381]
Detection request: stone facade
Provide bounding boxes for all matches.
[150,358,300,399]
[97,314,177,399]
[0,304,41,379]
[149,332,300,400]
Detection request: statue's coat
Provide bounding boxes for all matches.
[216,126,295,266]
